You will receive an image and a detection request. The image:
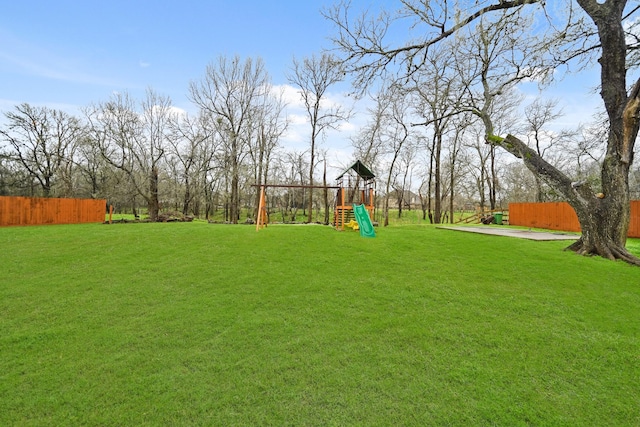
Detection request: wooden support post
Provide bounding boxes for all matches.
[256,186,267,231]
[109,204,113,224]
[340,186,345,230]
[369,188,374,220]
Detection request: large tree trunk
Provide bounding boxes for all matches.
[449,159,455,224]
[148,166,160,221]
[308,140,315,223]
[230,147,239,224]
[489,1,640,265]
[253,144,264,222]
[433,132,443,224]
[566,178,631,262]
[384,194,390,227]
[496,130,639,265]
[182,175,191,216]
[323,160,330,225]
[489,146,497,210]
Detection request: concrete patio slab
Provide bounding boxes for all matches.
[437,226,579,241]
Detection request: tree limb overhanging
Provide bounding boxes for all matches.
[327,0,640,264]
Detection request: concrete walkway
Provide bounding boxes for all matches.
[437,226,579,241]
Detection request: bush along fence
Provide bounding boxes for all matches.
[0,196,106,226]
[509,201,640,238]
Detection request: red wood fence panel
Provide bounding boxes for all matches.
[630,201,640,238]
[0,196,106,226]
[509,201,640,238]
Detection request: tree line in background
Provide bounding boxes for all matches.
[1,2,639,250]
[0,51,628,226]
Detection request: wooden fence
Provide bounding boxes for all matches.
[509,201,640,238]
[0,196,106,226]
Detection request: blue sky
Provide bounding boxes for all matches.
[0,0,620,167]
[0,0,369,167]
[0,0,341,111]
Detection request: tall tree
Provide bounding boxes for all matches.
[523,98,576,202]
[466,122,494,210]
[378,85,412,226]
[0,103,82,197]
[166,111,217,216]
[445,114,473,223]
[326,0,640,264]
[88,89,171,221]
[410,43,462,224]
[0,144,33,196]
[393,140,417,219]
[288,53,350,223]
[141,89,172,220]
[350,91,388,173]
[454,7,542,209]
[246,86,288,220]
[74,131,112,199]
[190,55,269,223]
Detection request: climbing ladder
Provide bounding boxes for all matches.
[334,206,355,229]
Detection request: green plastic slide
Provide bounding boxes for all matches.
[353,204,376,238]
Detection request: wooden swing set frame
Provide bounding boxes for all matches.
[253,184,340,231]
[253,160,377,232]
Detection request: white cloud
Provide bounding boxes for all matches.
[139,60,151,68]
[338,121,357,132]
[287,113,308,125]
[273,83,359,153]
[271,84,304,109]
[281,123,306,146]
[168,105,188,117]
[0,29,122,87]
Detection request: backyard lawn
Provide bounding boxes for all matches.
[1,222,639,425]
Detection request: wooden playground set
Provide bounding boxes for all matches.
[255,160,377,237]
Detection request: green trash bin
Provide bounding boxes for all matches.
[493,212,503,225]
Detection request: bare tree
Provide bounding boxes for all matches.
[0,140,37,196]
[88,89,171,221]
[445,114,473,223]
[287,53,350,223]
[247,86,288,220]
[282,151,308,222]
[378,85,412,226]
[141,90,172,220]
[393,141,417,219]
[74,131,112,199]
[450,9,539,209]
[501,161,539,203]
[465,122,493,210]
[523,98,576,202]
[410,43,463,224]
[319,149,332,224]
[0,104,82,197]
[166,111,217,216]
[326,0,640,264]
[350,91,389,171]
[190,55,269,223]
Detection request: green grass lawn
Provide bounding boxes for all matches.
[1,222,639,425]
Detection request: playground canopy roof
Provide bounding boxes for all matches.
[336,160,375,181]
